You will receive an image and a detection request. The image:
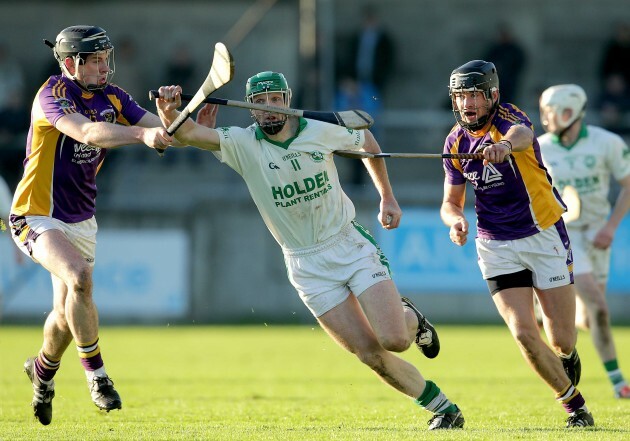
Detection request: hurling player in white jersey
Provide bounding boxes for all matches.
[539,84,630,399]
[156,72,465,430]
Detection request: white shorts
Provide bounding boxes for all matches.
[9,215,97,267]
[568,225,610,284]
[283,221,392,318]
[476,223,573,290]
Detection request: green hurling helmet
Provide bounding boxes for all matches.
[245,71,292,104]
[245,71,292,135]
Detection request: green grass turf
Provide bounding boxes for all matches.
[0,325,629,440]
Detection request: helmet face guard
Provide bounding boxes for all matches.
[539,84,587,136]
[449,60,499,131]
[245,71,292,135]
[45,25,115,91]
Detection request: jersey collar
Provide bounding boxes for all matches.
[255,117,308,149]
[551,124,588,150]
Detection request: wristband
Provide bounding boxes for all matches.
[498,139,513,153]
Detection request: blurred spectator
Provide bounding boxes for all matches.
[112,36,146,107]
[335,3,396,186]
[600,22,630,91]
[163,42,198,95]
[599,23,630,133]
[597,73,630,134]
[0,43,26,110]
[482,23,527,104]
[0,43,29,190]
[161,42,202,167]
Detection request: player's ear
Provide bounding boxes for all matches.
[63,57,76,75]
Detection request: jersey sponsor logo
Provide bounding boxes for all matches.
[482,164,502,183]
[549,274,566,282]
[464,164,504,191]
[290,159,301,171]
[372,271,387,279]
[271,171,332,207]
[72,143,102,165]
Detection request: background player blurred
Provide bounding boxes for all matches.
[9,25,173,425]
[155,71,464,430]
[439,60,593,428]
[539,84,630,399]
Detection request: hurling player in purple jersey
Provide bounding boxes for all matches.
[9,25,174,425]
[439,60,593,428]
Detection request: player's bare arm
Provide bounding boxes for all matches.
[360,130,402,229]
[594,173,630,249]
[156,85,221,151]
[55,112,172,151]
[482,124,534,164]
[440,181,468,246]
[135,112,186,148]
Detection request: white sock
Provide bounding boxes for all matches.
[86,367,107,382]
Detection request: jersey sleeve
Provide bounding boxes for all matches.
[213,126,254,175]
[38,77,79,127]
[106,85,147,126]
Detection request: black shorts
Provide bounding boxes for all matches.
[486,269,533,295]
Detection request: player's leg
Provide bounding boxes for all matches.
[31,227,122,411]
[493,286,572,390]
[317,292,463,429]
[494,286,592,427]
[574,273,629,397]
[574,292,590,330]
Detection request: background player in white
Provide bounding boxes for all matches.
[155,72,464,430]
[539,84,630,399]
[10,25,173,425]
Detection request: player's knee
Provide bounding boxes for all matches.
[593,306,609,328]
[355,345,387,370]
[512,327,540,352]
[67,264,93,297]
[379,333,411,352]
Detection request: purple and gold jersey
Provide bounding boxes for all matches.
[443,103,565,240]
[11,75,147,223]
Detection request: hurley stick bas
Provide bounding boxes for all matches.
[155,42,234,156]
[149,90,374,130]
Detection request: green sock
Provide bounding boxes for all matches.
[604,359,625,386]
[415,380,458,414]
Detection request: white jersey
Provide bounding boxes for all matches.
[213,118,365,250]
[539,125,630,228]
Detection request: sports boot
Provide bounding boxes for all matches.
[24,357,55,425]
[401,297,440,358]
[566,408,594,428]
[90,376,122,411]
[427,406,465,430]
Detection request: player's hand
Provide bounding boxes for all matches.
[593,225,614,249]
[482,141,511,165]
[197,103,219,128]
[379,199,402,230]
[449,217,469,246]
[142,127,173,151]
[156,85,183,112]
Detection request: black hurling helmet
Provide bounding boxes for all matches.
[448,60,499,131]
[44,25,115,91]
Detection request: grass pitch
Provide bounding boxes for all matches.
[0,325,629,440]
